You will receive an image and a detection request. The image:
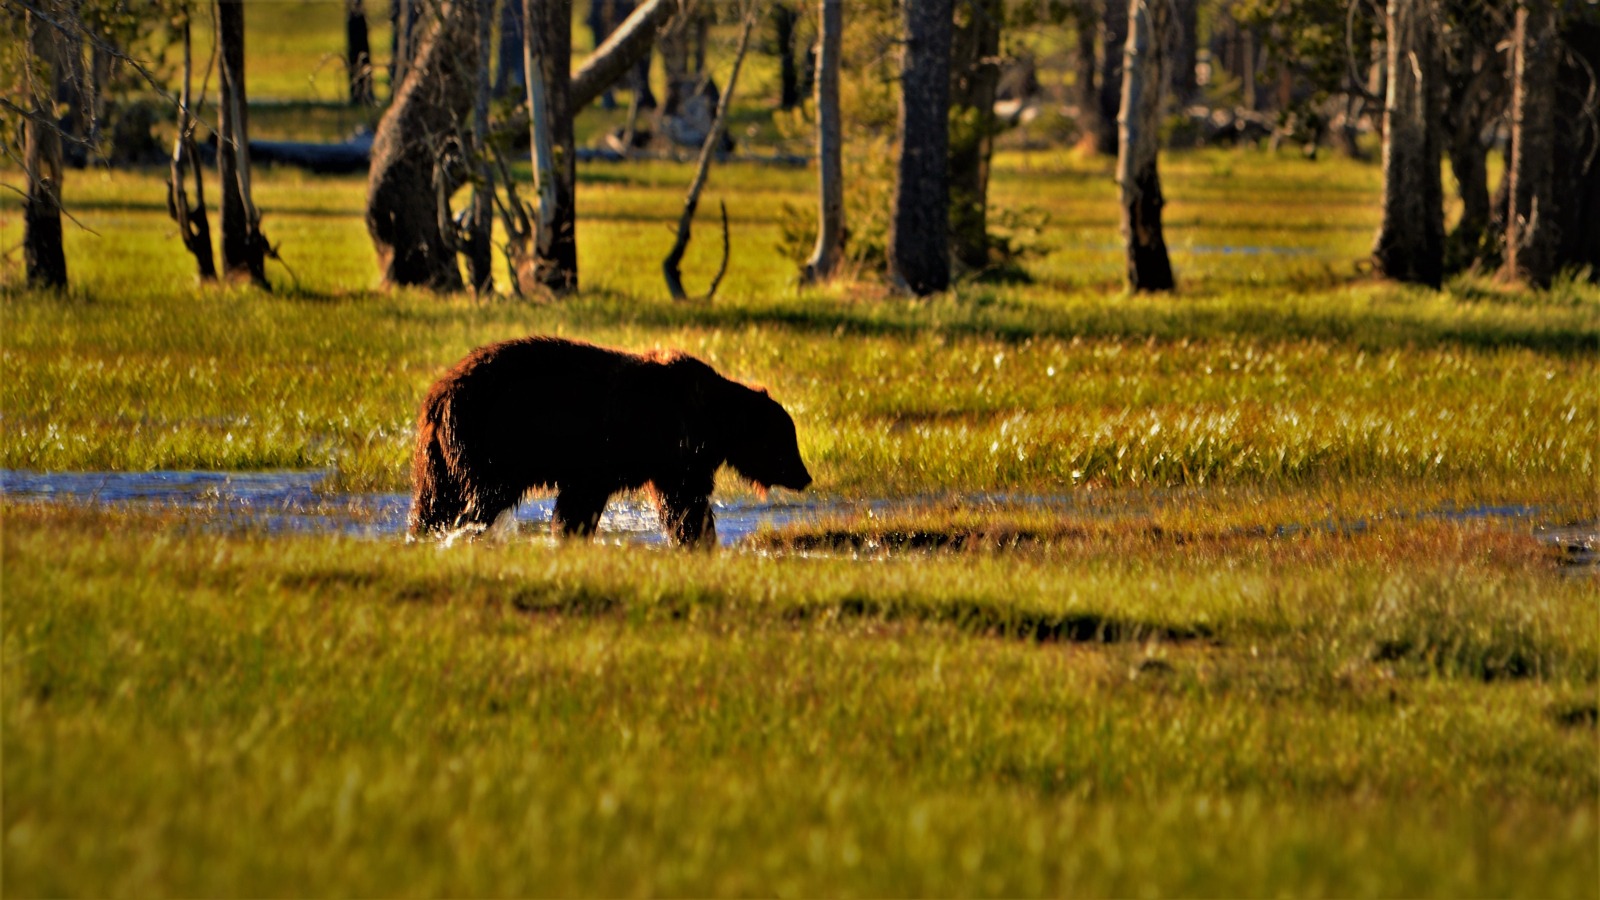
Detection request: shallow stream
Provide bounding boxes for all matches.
[2,469,1594,571]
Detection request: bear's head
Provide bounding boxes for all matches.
[723,384,812,494]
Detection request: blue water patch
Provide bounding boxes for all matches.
[2,470,1593,568]
[0,469,825,547]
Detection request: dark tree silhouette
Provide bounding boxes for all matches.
[1372,0,1444,288]
[1116,0,1174,291]
[801,0,844,284]
[949,0,1001,271]
[167,2,216,281]
[217,0,270,288]
[366,0,479,291]
[524,0,578,293]
[23,6,67,290]
[1502,0,1559,286]
[346,0,374,106]
[889,0,953,295]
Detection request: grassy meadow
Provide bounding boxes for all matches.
[3,25,1600,895]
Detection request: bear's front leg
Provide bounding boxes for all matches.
[654,489,716,548]
[552,487,610,539]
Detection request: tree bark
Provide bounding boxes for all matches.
[1171,0,1198,103]
[1551,9,1600,279]
[1372,0,1444,288]
[801,0,843,284]
[571,0,678,111]
[217,0,269,288]
[391,0,423,96]
[949,0,1002,271]
[366,0,478,292]
[23,7,67,290]
[775,3,801,109]
[1097,0,1127,155]
[525,0,578,292]
[496,0,526,95]
[889,0,953,296]
[1442,54,1503,274]
[466,0,495,294]
[1116,0,1174,292]
[1503,0,1558,286]
[1073,0,1102,150]
[346,0,375,105]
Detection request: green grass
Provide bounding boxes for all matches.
[4,502,1596,896]
[3,142,1599,896]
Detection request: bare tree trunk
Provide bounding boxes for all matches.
[1097,0,1127,155]
[1116,0,1174,291]
[663,9,755,302]
[391,0,422,96]
[1073,0,1102,150]
[1503,0,1559,286]
[572,0,678,108]
[167,4,216,281]
[571,0,678,113]
[346,0,375,105]
[465,0,495,294]
[889,0,953,296]
[217,0,269,288]
[496,0,526,95]
[366,0,478,292]
[1551,10,1600,279]
[801,0,843,284]
[524,0,578,293]
[1443,54,1504,274]
[23,7,67,290]
[56,8,88,166]
[1372,0,1443,288]
[949,0,1002,271]
[774,3,801,108]
[1171,0,1198,103]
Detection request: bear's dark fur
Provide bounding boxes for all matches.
[409,336,812,547]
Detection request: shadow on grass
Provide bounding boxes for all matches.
[785,594,1212,645]
[559,289,1600,356]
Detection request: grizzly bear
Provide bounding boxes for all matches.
[408,336,812,547]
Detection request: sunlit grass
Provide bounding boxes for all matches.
[4,142,1599,897]
[3,502,1596,896]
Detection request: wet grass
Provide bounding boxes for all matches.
[3,146,1599,895]
[2,154,1596,498]
[4,501,1597,896]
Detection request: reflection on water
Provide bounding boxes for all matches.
[1,470,1594,568]
[0,469,822,547]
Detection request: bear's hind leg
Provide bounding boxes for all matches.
[654,490,716,548]
[457,482,524,534]
[552,487,610,539]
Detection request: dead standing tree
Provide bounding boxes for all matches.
[21,3,68,290]
[510,0,680,294]
[1116,0,1174,291]
[1502,0,1558,287]
[166,1,216,280]
[949,0,1002,272]
[800,0,843,284]
[662,5,757,302]
[522,0,578,293]
[464,0,494,294]
[217,0,271,288]
[889,0,954,296]
[1371,0,1444,288]
[366,0,479,292]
